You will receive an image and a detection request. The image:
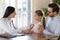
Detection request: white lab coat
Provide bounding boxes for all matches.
[0,18,21,36]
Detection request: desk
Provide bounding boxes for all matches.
[10,33,49,40]
[0,33,58,40]
[0,38,9,40]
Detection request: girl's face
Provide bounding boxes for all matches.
[34,13,42,21]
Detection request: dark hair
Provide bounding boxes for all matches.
[3,6,15,18]
[35,10,45,28]
[35,10,43,16]
[48,3,59,14]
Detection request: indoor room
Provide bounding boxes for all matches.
[0,0,60,40]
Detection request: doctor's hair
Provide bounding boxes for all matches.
[35,10,45,28]
[3,6,15,18]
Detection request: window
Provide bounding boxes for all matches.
[1,0,31,28]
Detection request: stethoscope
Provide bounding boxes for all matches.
[3,18,16,30]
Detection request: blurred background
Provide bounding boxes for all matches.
[0,0,60,29]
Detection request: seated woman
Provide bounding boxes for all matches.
[22,10,45,34]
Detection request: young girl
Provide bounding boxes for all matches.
[22,10,45,34]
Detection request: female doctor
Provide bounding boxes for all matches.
[0,6,22,37]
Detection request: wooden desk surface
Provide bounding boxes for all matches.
[10,33,48,40]
[0,38,9,40]
[0,33,58,40]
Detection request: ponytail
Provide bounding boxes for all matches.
[43,17,45,28]
[35,10,45,28]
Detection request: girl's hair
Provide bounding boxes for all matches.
[35,10,45,28]
[3,6,15,18]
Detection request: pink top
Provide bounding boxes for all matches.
[31,20,43,33]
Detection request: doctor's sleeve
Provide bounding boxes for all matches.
[0,21,8,34]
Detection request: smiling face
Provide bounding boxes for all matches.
[34,13,42,21]
[48,7,56,17]
[34,10,43,21]
[48,3,59,17]
[9,11,16,18]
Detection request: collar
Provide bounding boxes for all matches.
[49,15,59,20]
[2,18,12,23]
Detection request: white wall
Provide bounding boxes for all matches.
[0,0,52,19]
[0,0,4,18]
[0,0,2,18]
[32,0,52,11]
[31,0,52,22]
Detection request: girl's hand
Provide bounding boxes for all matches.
[22,29,31,34]
[22,29,33,34]
[30,24,34,28]
[22,24,34,34]
[38,25,44,33]
[22,30,28,33]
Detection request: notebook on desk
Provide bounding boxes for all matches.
[12,33,25,36]
[0,34,25,38]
